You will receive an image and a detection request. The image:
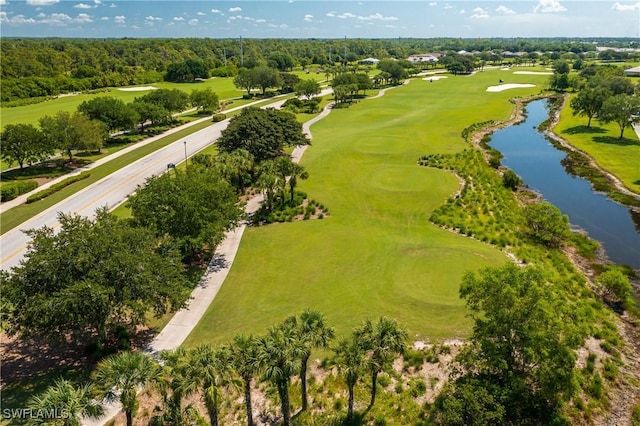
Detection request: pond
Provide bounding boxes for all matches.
[488,99,640,270]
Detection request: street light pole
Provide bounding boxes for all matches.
[183,140,188,168]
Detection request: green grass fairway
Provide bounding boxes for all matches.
[555,94,640,194]
[185,70,550,345]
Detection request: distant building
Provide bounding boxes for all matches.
[359,57,380,65]
[624,66,640,77]
[407,53,440,63]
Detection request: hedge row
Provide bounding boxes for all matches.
[26,172,91,204]
[0,180,39,202]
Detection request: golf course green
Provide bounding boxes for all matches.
[185,69,552,345]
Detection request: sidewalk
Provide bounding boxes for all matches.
[82,98,336,426]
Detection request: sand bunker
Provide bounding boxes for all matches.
[117,86,157,92]
[422,76,448,81]
[486,83,536,92]
[513,71,553,75]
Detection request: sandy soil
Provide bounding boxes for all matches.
[513,71,553,75]
[117,86,157,92]
[422,76,448,81]
[486,83,536,92]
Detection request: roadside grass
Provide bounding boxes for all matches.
[555,94,640,194]
[0,120,215,234]
[184,70,551,346]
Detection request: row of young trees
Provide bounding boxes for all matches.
[1,87,219,168]
[28,312,407,426]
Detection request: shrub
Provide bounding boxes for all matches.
[211,113,227,122]
[0,179,38,202]
[26,172,91,203]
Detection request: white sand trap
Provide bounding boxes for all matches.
[486,83,536,92]
[422,76,448,81]
[513,71,553,75]
[501,67,511,71]
[117,86,157,92]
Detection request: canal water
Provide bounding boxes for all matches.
[488,99,640,269]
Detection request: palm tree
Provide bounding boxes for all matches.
[257,324,305,426]
[354,317,408,408]
[288,309,334,411]
[92,351,160,426]
[333,338,365,421]
[230,334,261,426]
[28,378,103,426]
[216,149,255,193]
[187,344,234,426]
[155,347,201,425]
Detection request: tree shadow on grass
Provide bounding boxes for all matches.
[562,125,607,135]
[593,135,640,147]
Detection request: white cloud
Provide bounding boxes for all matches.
[356,12,398,21]
[471,7,489,18]
[34,12,92,25]
[93,0,101,4]
[145,15,162,25]
[189,18,198,25]
[0,0,7,5]
[495,5,515,15]
[197,11,205,16]
[337,12,356,19]
[229,6,241,12]
[26,0,59,5]
[326,11,336,17]
[280,23,287,28]
[429,2,437,6]
[211,8,222,14]
[75,13,92,23]
[74,3,93,9]
[444,3,453,9]
[109,3,116,7]
[1,12,37,23]
[460,9,466,14]
[255,18,265,23]
[114,14,125,23]
[304,13,313,22]
[612,1,640,11]
[534,0,566,13]
[173,16,184,21]
[100,16,108,20]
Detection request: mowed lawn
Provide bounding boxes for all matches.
[185,70,550,344]
[555,93,640,194]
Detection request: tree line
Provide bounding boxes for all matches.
[4,37,630,102]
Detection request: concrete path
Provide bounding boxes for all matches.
[83,94,342,426]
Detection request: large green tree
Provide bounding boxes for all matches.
[294,79,321,100]
[570,86,611,128]
[93,352,160,426]
[354,317,407,408]
[523,202,570,248]
[137,89,189,113]
[77,97,138,133]
[333,337,365,421]
[189,87,219,113]
[187,345,233,426]
[216,107,309,163]
[39,111,106,160]
[438,264,578,424]
[252,65,282,95]
[3,209,190,343]
[128,166,244,259]
[0,123,49,169]
[131,101,170,130]
[598,94,640,139]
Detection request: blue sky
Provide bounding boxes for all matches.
[1,1,639,38]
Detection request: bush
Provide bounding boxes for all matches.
[0,179,38,201]
[26,172,90,203]
[211,113,227,122]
